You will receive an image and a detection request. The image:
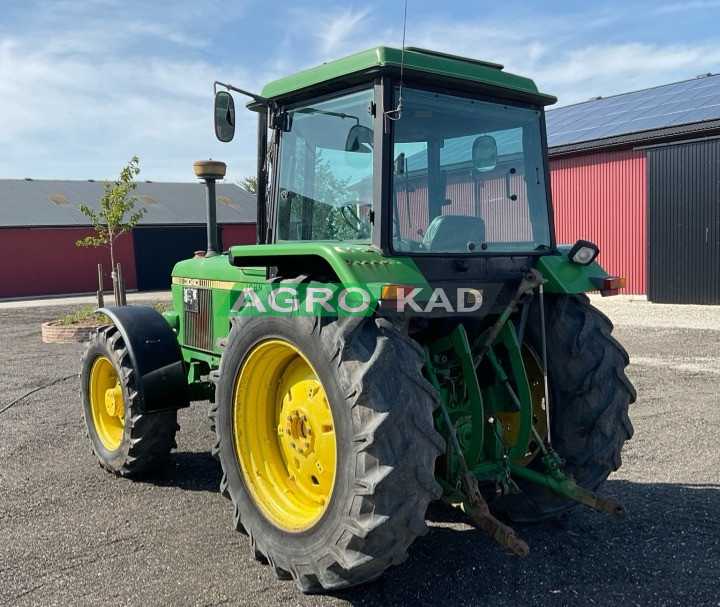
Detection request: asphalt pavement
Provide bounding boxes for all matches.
[0,297,718,607]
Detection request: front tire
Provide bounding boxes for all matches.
[495,294,636,522]
[212,314,443,592]
[80,325,178,476]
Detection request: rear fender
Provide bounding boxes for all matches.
[537,247,615,294]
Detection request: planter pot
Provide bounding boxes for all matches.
[41,322,101,344]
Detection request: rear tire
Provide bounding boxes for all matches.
[495,294,635,522]
[211,314,443,592]
[80,325,178,476]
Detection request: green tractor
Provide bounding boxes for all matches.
[80,47,635,592]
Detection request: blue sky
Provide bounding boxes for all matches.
[2,0,720,185]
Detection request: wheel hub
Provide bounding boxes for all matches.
[275,379,335,502]
[104,384,124,418]
[282,407,313,455]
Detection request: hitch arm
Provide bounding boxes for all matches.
[460,499,530,558]
[442,486,530,558]
[474,269,544,365]
[510,464,627,519]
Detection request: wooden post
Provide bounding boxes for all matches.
[112,266,120,306]
[117,263,127,306]
[97,264,105,308]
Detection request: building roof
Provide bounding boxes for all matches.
[0,180,256,228]
[547,73,720,155]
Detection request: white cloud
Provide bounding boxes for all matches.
[318,8,373,55]
[534,42,720,105]
[2,1,720,185]
[284,6,393,63]
[363,12,720,106]
[0,1,255,183]
[652,1,720,14]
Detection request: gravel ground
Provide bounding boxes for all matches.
[0,297,718,607]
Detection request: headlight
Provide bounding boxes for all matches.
[568,239,599,266]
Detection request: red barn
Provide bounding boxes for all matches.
[547,73,720,304]
[0,180,256,299]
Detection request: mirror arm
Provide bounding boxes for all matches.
[214,81,272,108]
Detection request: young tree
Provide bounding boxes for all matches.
[76,156,146,304]
[239,176,257,194]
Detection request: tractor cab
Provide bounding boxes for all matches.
[214,47,562,298]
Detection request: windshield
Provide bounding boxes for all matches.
[391,87,552,254]
[276,89,374,242]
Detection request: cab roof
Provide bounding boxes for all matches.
[260,46,557,106]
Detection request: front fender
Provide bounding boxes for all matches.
[537,247,615,294]
[98,306,189,413]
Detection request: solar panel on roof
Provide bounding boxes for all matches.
[547,73,720,148]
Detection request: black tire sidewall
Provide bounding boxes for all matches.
[80,332,132,470]
[526,295,616,486]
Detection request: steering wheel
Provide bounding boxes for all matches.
[339,203,363,228]
[339,202,371,238]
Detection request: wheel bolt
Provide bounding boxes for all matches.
[289,442,295,448]
[297,447,303,453]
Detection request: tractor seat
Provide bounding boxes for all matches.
[421,215,486,252]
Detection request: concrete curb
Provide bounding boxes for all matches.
[0,290,172,309]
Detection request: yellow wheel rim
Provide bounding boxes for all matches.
[89,356,125,451]
[495,345,548,465]
[233,340,337,532]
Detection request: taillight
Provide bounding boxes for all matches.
[590,276,627,297]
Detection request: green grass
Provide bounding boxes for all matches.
[152,300,171,314]
[54,305,110,326]
[54,300,171,326]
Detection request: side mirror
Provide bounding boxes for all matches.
[345,124,373,153]
[215,91,236,142]
[472,135,497,172]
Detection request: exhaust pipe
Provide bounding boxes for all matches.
[193,159,227,257]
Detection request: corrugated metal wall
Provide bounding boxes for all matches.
[394,168,533,241]
[647,140,720,304]
[221,223,257,249]
[0,227,137,298]
[445,171,533,241]
[550,150,647,295]
[0,223,257,299]
[395,174,429,238]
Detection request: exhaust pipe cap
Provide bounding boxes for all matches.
[194,160,227,180]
